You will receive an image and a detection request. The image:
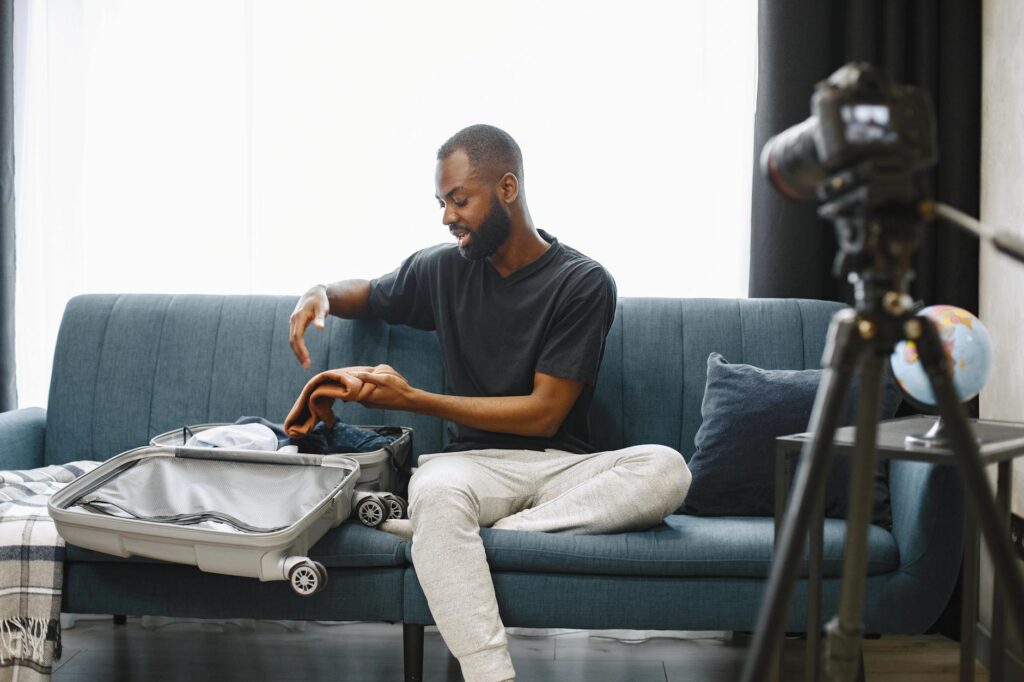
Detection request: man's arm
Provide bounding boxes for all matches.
[324,280,372,319]
[355,368,583,439]
[289,280,372,369]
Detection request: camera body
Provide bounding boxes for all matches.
[762,63,938,202]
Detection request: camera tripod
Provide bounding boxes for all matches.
[740,180,1024,682]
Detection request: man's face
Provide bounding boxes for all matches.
[435,150,512,261]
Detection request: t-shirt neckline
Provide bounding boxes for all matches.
[487,229,561,285]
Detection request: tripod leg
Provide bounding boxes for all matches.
[825,352,885,682]
[990,460,1010,682]
[959,500,979,682]
[806,479,825,682]
[912,317,1024,643]
[741,310,866,682]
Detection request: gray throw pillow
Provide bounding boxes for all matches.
[682,352,901,529]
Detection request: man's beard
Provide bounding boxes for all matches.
[457,195,512,261]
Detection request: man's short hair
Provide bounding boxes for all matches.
[437,124,524,182]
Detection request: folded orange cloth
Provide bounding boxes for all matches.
[284,366,379,438]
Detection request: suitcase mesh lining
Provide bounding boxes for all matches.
[72,456,350,534]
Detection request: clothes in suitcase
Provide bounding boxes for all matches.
[150,422,413,495]
[48,446,360,595]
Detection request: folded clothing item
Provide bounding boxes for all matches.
[233,416,397,455]
[185,423,281,452]
[173,416,398,456]
[234,416,292,449]
[284,366,379,438]
[292,421,396,455]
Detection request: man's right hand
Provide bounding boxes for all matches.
[289,285,330,369]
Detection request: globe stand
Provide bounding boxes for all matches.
[905,416,983,448]
[740,170,1024,682]
[905,416,950,447]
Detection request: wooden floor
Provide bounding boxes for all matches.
[51,618,990,682]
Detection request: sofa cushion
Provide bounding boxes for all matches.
[402,514,899,578]
[64,520,409,569]
[682,352,901,528]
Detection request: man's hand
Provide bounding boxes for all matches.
[352,365,419,411]
[289,285,330,369]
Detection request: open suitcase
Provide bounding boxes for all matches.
[149,423,413,526]
[48,445,360,596]
[150,423,413,494]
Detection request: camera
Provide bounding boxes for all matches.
[760,63,938,203]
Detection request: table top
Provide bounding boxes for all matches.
[777,415,1024,464]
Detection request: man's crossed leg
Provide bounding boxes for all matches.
[404,445,692,682]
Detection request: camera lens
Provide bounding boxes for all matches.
[760,116,826,202]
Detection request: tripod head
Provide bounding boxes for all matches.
[761,62,938,318]
[816,164,925,318]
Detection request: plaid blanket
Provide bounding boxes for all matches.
[0,461,99,681]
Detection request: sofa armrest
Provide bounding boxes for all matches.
[885,458,964,626]
[0,407,47,471]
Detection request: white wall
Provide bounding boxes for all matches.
[979,0,1024,652]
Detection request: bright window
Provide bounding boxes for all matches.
[14,0,758,408]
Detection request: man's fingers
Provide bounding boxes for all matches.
[296,339,311,369]
[355,371,392,387]
[289,290,330,368]
[288,312,313,368]
[354,371,377,385]
[355,382,377,402]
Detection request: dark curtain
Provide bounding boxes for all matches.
[748,0,981,314]
[0,0,14,412]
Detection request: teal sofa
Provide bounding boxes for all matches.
[0,295,963,681]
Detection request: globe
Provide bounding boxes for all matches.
[890,305,993,409]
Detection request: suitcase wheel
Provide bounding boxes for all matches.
[289,560,325,596]
[355,496,388,528]
[380,493,408,520]
[313,560,328,589]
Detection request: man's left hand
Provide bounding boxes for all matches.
[352,365,419,411]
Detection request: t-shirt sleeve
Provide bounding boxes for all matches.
[536,267,617,385]
[367,249,437,331]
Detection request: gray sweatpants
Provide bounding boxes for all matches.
[407,444,692,682]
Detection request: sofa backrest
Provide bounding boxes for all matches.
[44,294,844,465]
[590,298,844,458]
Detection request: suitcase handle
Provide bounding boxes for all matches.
[174,447,327,467]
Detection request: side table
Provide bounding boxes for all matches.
[774,415,1024,682]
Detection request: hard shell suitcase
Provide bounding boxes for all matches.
[150,423,412,494]
[48,445,360,596]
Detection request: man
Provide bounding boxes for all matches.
[289,124,691,682]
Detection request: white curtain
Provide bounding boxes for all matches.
[14,0,758,409]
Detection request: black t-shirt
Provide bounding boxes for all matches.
[368,230,617,454]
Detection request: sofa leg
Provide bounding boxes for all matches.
[112,615,126,625]
[403,623,424,682]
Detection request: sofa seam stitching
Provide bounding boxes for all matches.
[145,297,172,442]
[204,298,227,422]
[737,299,745,364]
[678,299,686,454]
[799,300,808,369]
[620,299,627,447]
[89,296,119,459]
[264,298,280,419]
[476,545,895,568]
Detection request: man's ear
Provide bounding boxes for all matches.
[497,172,520,204]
